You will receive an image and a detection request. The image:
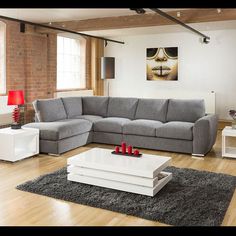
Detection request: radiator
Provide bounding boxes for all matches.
[111,90,216,114]
[152,90,216,114]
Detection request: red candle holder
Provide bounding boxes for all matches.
[121,142,126,154]
[127,145,132,155]
[134,150,140,156]
[111,147,142,158]
[115,146,120,153]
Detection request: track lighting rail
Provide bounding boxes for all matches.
[130,8,210,43]
[0,15,125,45]
[149,9,210,42]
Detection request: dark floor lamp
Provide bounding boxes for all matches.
[101,57,115,96]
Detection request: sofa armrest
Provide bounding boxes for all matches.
[193,114,218,156]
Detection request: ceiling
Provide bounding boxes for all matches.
[0,8,232,38]
[0,8,183,23]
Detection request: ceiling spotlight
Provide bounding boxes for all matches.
[177,12,181,17]
[20,22,25,33]
[48,22,52,25]
[217,8,221,13]
[130,8,146,14]
[203,37,210,44]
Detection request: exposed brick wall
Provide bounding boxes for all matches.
[6,21,26,92]
[3,20,57,124]
[23,31,57,123]
[47,34,57,98]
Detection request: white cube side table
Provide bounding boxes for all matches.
[222,126,236,158]
[0,127,39,162]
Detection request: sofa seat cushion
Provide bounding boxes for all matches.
[94,117,131,134]
[123,119,163,137]
[75,115,103,123]
[24,119,92,141]
[156,121,194,141]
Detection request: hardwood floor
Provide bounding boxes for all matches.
[0,130,236,226]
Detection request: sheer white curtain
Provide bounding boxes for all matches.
[0,21,6,94]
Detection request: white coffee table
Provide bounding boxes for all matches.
[67,148,172,196]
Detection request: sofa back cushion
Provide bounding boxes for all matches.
[135,98,168,122]
[36,98,67,122]
[61,97,82,118]
[82,96,108,117]
[167,99,205,122]
[107,97,139,120]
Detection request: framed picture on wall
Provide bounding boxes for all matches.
[146,47,178,81]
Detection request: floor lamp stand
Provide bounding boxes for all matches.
[107,80,110,97]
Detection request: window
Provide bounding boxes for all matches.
[0,21,6,94]
[57,34,86,90]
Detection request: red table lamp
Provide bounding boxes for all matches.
[7,90,25,129]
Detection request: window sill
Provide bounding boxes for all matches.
[56,88,87,92]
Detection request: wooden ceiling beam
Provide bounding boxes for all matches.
[35,8,236,34]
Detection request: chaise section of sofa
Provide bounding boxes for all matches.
[24,97,93,154]
[24,96,218,156]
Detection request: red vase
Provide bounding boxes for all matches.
[121,142,126,154]
[115,146,120,153]
[134,150,139,156]
[127,145,132,155]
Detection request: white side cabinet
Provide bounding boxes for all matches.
[222,126,236,158]
[0,127,39,162]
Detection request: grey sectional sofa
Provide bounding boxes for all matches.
[24,96,218,156]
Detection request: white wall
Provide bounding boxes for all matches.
[0,96,13,125]
[104,23,236,120]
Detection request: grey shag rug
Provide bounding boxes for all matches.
[16,166,236,226]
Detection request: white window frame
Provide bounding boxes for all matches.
[57,33,86,91]
[0,21,6,94]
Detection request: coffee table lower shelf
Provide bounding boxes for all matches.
[67,169,172,197]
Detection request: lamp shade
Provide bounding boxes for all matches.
[7,90,25,105]
[101,57,115,79]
